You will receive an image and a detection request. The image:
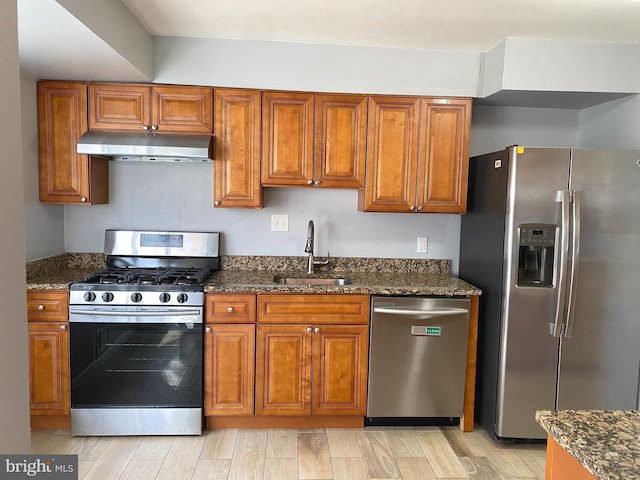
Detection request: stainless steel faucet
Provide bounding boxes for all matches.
[305,220,330,274]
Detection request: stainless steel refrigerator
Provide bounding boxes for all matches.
[459,146,640,440]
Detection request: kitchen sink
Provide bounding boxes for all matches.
[273,275,351,286]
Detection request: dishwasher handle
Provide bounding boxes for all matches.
[373,307,469,316]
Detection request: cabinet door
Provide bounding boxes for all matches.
[261,91,314,186]
[314,94,367,188]
[28,322,70,415]
[256,325,312,415]
[213,88,262,208]
[152,85,213,134]
[88,83,151,132]
[38,81,108,205]
[312,325,369,415]
[205,324,255,415]
[358,96,421,212]
[416,98,471,213]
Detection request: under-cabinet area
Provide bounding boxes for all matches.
[35,80,472,213]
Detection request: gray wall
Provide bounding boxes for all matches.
[578,94,640,149]
[1,0,31,453]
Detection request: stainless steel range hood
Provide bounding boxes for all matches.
[77,132,213,162]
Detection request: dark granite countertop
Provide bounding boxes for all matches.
[205,270,481,296]
[536,410,640,480]
[25,253,482,296]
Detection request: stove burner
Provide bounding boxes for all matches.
[78,267,216,287]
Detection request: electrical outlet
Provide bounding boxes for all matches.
[417,237,428,253]
[271,214,289,232]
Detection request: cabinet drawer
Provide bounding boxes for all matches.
[258,294,369,324]
[205,294,256,323]
[27,291,69,322]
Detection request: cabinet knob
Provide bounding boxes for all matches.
[142,125,149,131]
[306,327,313,333]
[307,180,313,185]
[80,197,88,203]
[313,180,320,186]
[214,200,221,206]
[205,327,212,333]
[37,304,45,310]
[227,307,234,313]
[417,205,423,211]
[409,205,416,211]
[314,327,320,333]
[151,125,158,131]
[59,325,66,331]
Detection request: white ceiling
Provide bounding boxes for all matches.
[121,0,640,51]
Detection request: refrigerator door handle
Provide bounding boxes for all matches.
[551,189,570,337]
[564,190,581,337]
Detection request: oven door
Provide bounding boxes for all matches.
[68,305,203,435]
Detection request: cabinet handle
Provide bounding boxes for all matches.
[151,125,158,131]
[417,205,423,211]
[307,180,313,185]
[205,327,212,333]
[80,197,88,203]
[409,205,416,211]
[37,304,45,311]
[306,327,313,333]
[227,307,234,313]
[142,125,149,131]
[313,180,320,186]
[59,325,66,331]
[314,327,320,333]
[214,200,221,206]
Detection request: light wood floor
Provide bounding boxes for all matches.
[31,425,547,480]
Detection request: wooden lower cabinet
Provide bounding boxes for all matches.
[255,324,368,416]
[204,324,255,415]
[544,436,595,480]
[28,322,70,416]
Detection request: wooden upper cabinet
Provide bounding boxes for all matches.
[359,96,421,212]
[37,81,108,205]
[88,83,213,134]
[262,92,367,188]
[314,94,367,188]
[417,98,472,213]
[213,88,262,208]
[359,95,471,213]
[261,91,314,186]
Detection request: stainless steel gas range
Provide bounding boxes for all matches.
[68,230,220,436]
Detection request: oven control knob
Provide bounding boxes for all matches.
[83,292,96,302]
[176,293,188,304]
[159,293,171,303]
[102,292,114,302]
[131,293,143,303]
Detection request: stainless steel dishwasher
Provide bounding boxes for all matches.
[367,296,471,421]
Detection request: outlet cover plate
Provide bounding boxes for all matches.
[417,237,428,253]
[271,214,289,232]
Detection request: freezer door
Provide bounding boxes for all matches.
[557,149,640,410]
[496,147,571,439]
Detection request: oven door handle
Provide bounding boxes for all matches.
[69,308,203,323]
